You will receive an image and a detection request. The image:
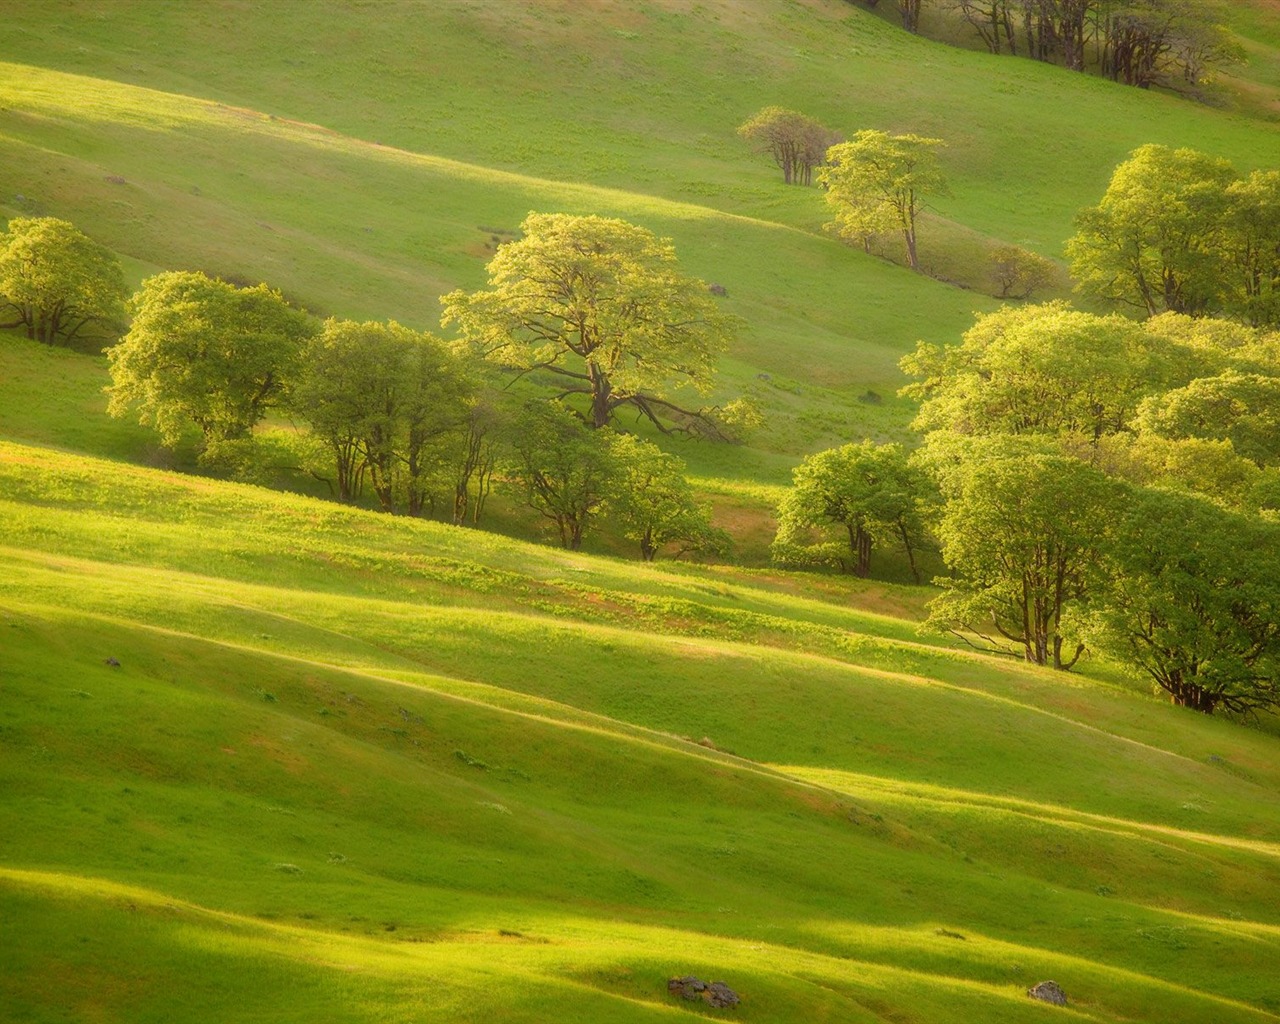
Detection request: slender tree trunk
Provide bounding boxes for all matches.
[897,519,921,583]
[856,524,872,578]
[900,0,921,33]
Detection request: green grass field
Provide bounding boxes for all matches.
[3,1,1280,1020]
[3,440,1280,1022]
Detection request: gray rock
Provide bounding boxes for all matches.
[668,976,706,1000]
[706,981,740,1008]
[1027,980,1067,1006]
[668,976,739,1008]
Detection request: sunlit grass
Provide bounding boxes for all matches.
[2,440,1280,1020]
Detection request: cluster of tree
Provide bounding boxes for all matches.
[96,212,742,559]
[771,440,929,582]
[897,302,1280,714]
[736,107,841,186]
[510,401,726,558]
[862,1,1240,93]
[0,217,128,347]
[743,115,1058,294]
[1069,144,1280,327]
[737,110,954,276]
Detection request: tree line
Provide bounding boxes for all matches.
[0,212,739,561]
[861,0,1240,92]
[768,138,1280,717]
[6,136,1277,717]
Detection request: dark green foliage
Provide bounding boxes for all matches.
[508,402,618,550]
[1089,487,1280,714]
[772,440,929,581]
[293,318,480,517]
[925,438,1118,669]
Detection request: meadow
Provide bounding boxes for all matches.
[2,1,1280,1020]
[4,440,1280,1023]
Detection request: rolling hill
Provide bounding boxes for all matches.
[2,1,1280,1021]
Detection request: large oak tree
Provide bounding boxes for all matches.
[442,213,738,435]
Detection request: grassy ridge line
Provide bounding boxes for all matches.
[5,439,1280,799]
[0,61,951,464]
[3,591,814,792]
[788,766,1280,861]
[0,436,931,639]
[5,609,1274,1013]
[15,587,1280,938]
[5,0,1277,242]
[0,60,974,372]
[0,506,1271,817]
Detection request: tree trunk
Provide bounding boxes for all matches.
[856,524,872,577]
[1169,676,1220,714]
[900,0,921,33]
[588,360,612,428]
[897,519,921,583]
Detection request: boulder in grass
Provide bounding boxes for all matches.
[668,976,707,1000]
[1027,980,1067,1006]
[668,976,740,1008]
[705,981,740,1008]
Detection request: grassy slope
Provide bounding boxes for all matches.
[3,439,1280,1023]
[3,2,1280,1020]
[2,0,1280,473]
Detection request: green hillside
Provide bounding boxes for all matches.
[4,440,1280,1023]
[3,0,1280,468]
[3,1,1280,1021]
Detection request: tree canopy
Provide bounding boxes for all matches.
[772,440,928,581]
[1089,486,1280,714]
[926,438,1116,669]
[736,106,839,186]
[819,131,947,272]
[901,302,1158,441]
[608,434,721,561]
[1068,145,1280,328]
[1133,369,1280,469]
[441,212,739,435]
[1067,144,1235,318]
[0,216,127,346]
[293,318,471,514]
[106,271,314,447]
[508,401,618,550]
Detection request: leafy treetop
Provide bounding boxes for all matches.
[0,216,127,346]
[441,212,739,435]
[106,270,314,447]
[819,131,947,273]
